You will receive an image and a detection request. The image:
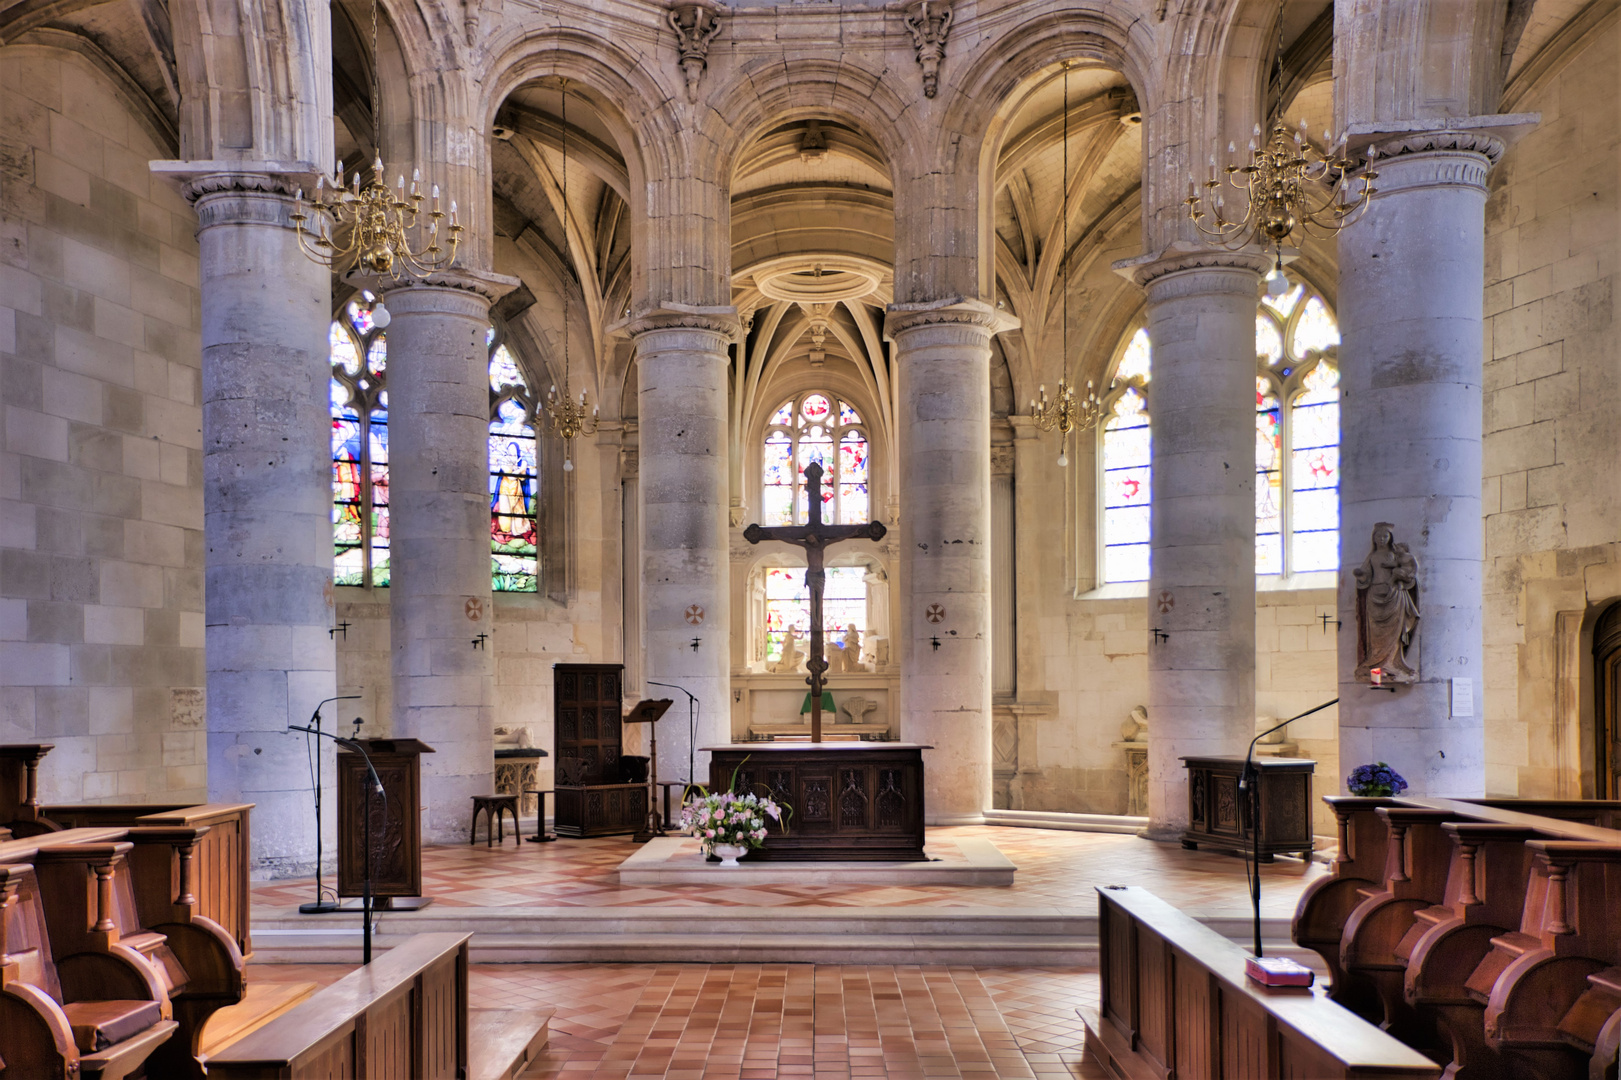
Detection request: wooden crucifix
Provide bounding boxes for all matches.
[743,461,886,742]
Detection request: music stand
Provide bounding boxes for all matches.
[625,698,673,842]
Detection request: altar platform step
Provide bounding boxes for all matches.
[247,905,1310,967]
[981,808,1149,834]
[616,835,1015,885]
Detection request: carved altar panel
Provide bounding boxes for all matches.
[706,743,926,861]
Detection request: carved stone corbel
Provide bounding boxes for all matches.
[903,1,953,99]
[668,3,723,103]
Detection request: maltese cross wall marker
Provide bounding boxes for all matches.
[925,603,946,623]
[684,604,705,626]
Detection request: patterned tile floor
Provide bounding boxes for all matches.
[245,962,1105,1079]
[253,825,1327,917]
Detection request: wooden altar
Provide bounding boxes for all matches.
[705,742,928,861]
[338,737,432,905]
[1179,754,1315,861]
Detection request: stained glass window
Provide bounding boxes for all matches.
[1254,274,1341,576]
[763,566,869,666]
[488,338,539,592]
[1290,360,1340,572]
[1098,275,1340,584]
[1101,388,1151,583]
[1113,328,1152,385]
[1256,377,1283,575]
[331,298,390,587]
[762,393,870,526]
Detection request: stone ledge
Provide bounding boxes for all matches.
[614,834,1015,885]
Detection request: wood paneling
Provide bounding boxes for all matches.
[1180,756,1316,860]
[706,744,926,861]
[206,933,470,1080]
[1082,885,1440,1080]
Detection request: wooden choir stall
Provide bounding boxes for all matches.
[553,663,648,837]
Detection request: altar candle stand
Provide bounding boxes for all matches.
[626,698,674,842]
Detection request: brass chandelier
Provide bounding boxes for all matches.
[1029,62,1103,466]
[544,78,597,472]
[1185,0,1376,293]
[290,0,462,279]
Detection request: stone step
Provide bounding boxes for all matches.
[981,809,1150,834]
[470,1007,552,1080]
[248,906,1309,966]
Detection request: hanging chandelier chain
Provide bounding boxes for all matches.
[1184,0,1378,260]
[1030,62,1102,458]
[289,0,464,280]
[545,76,597,461]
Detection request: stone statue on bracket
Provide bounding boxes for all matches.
[1353,522,1420,684]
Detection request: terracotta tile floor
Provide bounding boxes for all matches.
[254,825,1326,917]
[246,962,1106,1078]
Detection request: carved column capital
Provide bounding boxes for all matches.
[884,297,1018,340]
[668,3,724,103]
[371,267,522,308]
[1112,246,1271,295]
[903,1,953,99]
[151,160,321,231]
[619,303,741,346]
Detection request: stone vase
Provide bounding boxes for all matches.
[712,843,747,868]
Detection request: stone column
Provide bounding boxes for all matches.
[630,311,737,787]
[380,272,516,842]
[886,300,1012,824]
[1128,252,1268,839]
[185,169,336,877]
[1337,136,1498,796]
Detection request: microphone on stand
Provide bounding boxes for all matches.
[296,694,361,915]
[1239,697,1338,957]
[646,680,700,785]
[288,719,388,965]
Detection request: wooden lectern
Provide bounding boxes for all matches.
[625,698,673,842]
[337,737,434,909]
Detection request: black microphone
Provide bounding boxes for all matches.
[1240,697,1338,957]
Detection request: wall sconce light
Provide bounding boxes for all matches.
[471,633,488,650]
[1151,628,1170,645]
[690,637,702,652]
[930,636,942,651]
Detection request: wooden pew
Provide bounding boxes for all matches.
[1082,885,1441,1079]
[205,932,472,1079]
[1465,841,1621,1079]
[1340,806,1474,1048]
[1293,796,1404,1016]
[0,824,248,1080]
[41,802,253,958]
[1295,798,1621,1080]
[1400,822,1546,1080]
[0,860,177,1079]
[0,744,60,835]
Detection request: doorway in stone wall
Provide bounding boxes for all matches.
[1594,601,1621,799]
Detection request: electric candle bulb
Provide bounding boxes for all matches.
[1252,122,1261,137]
[295,188,303,203]
[316,175,324,192]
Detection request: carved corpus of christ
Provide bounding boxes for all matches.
[743,461,887,742]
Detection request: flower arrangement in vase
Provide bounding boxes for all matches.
[679,759,788,867]
[1346,762,1408,797]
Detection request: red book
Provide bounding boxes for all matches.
[1245,956,1314,987]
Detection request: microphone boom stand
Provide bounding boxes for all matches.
[298,695,360,915]
[288,722,387,964]
[646,680,699,786]
[1239,697,1338,957]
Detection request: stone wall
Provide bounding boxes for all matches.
[0,46,205,803]
[1481,17,1621,797]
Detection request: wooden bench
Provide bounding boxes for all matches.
[1294,797,1621,1080]
[0,859,177,1079]
[205,932,554,1080]
[1082,884,1440,1079]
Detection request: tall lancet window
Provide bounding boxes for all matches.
[1100,329,1152,584]
[1255,276,1341,576]
[488,329,539,592]
[330,298,390,587]
[761,392,870,526]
